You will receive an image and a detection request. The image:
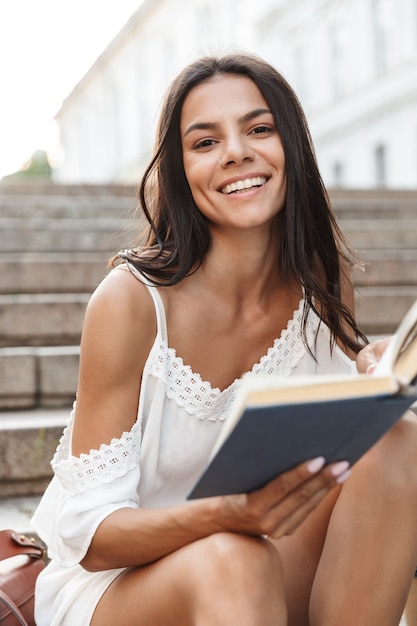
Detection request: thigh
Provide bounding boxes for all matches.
[91,532,286,626]
[91,551,193,626]
[269,484,341,626]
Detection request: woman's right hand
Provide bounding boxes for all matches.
[82,457,350,571]
[216,457,350,539]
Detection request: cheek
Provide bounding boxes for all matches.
[184,160,210,197]
[183,169,206,209]
[183,157,197,189]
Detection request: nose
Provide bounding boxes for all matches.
[218,134,255,168]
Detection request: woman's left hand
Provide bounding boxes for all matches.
[356,337,392,374]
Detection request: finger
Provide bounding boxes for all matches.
[356,337,391,374]
[264,461,351,538]
[222,457,328,533]
[258,456,326,505]
[268,478,335,538]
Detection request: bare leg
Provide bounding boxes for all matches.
[91,533,288,626]
[92,415,417,626]
[405,578,417,625]
[271,485,342,625]
[309,417,417,626]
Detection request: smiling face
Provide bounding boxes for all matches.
[180,73,287,232]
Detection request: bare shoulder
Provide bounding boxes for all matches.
[72,266,157,454]
[83,265,157,374]
[88,265,155,320]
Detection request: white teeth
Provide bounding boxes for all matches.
[221,176,267,194]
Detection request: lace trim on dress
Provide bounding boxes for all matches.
[150,344,241,422]
[149,299,315,422]
[252,302,314,377]
[52,409,141,496]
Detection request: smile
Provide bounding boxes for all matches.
[221,176,267,195]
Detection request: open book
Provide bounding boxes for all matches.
[188,300,417,499]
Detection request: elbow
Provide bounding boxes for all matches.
[80,549,109,573]
[80,561,102,573]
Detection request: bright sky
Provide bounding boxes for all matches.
[0,0,142,179]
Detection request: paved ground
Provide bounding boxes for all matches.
[0,494,41,532]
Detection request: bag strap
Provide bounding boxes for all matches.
[0,530,45,561]
[0,589,28,626]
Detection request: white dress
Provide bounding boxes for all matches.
[31,271,356,625]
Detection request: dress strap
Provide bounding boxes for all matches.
[114,262,168,341]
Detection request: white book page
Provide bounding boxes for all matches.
[373,300,417,383]
[372,338,398,377]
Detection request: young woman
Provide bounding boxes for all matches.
[32,53,417,626]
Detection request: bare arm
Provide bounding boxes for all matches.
[73,269,349,572]
[71,268,155,454]
[82,458,349,571]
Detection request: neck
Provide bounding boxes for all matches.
[194,228,288,305]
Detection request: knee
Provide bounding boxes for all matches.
[182,534,287,624]
[195,533,284,594]
[356,413,417,496]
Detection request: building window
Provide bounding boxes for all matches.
[328,21,348,98]
[375,144,387,186]
[333,161,344,187]
[294,45,310,107]
[371,0,394,73]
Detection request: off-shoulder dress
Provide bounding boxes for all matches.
[31,266,355,625]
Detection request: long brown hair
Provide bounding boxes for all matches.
[115,52,367,354]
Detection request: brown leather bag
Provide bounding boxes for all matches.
[0,530,46,626]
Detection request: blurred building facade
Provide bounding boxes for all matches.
[54,0,417,189]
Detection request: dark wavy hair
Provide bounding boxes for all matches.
[115,52,367,354]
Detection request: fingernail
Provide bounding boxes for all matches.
[307,456,326,473]
[366,364,376,374]
[330,460,350,477]
[336,469,352,484]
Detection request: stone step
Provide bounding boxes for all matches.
[0,494,42,532]
[0,329,415,500]
[2,183,416,219]
[337,218,417,249]
[1,250,415,297]
[330,188,417,219]
[353,249,417,287]
[0,217,134,252]
[355,285,417,335]
[0,346,79,409]
[0,182,137,218]
[2,215,415,253]
[0,252,110,294]
[0,408,69,497]
[0,286,415,410]
[0,293,89,347]
[0,286,412,350]
[4,217,417,256]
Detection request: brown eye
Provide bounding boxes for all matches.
[194,138,216,149]
[252,125,273,135]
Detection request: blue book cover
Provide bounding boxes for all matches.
[188,391,417,498]
[188,300,417,499]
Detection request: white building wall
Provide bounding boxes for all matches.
[54,0,417,189]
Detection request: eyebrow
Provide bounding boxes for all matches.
[182,107,272,138]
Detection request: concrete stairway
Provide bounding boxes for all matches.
[0,181,137,495]
[331,188,417,335]
[0,182,416,497]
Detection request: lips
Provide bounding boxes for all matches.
[220,176,267,195]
